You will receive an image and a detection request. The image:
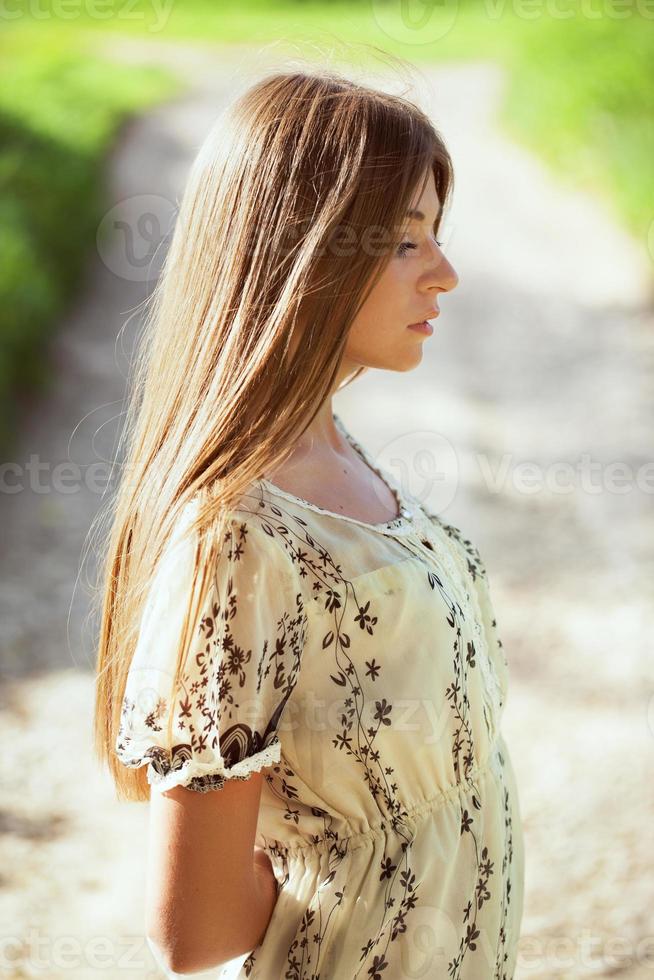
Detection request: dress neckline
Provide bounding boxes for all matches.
[259,413,415,534]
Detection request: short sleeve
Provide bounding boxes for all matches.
[114,501,307,794]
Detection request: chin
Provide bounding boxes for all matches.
[351,342,423,372]
[398,344,424,372]
[382,351,424,373]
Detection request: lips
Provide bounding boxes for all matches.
[408,311,439,326]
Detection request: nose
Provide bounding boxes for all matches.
[433,251,459,293]
[421,237,459,294]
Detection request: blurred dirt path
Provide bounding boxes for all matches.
[1,38,652,980]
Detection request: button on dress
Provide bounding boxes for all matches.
[116,413,525,980]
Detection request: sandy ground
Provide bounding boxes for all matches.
[1,38,653,980]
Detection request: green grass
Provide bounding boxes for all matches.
[0,27,179,456]
[496,12,654,238]
[6,0,650,241]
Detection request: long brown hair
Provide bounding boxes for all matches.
[92,67,454,802]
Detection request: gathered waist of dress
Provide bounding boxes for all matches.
[268,751,502,859]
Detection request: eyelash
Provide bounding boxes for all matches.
[396,239,444,258]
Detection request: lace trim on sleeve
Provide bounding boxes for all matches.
[137,737,282,794]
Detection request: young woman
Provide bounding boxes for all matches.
[94,69,525,979]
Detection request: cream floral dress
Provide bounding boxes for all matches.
[116,413,525,980]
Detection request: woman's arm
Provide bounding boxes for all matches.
[145,770,278,975]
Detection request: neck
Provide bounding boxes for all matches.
[295,355,362,453]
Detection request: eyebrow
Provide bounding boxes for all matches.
[406,207,441,222]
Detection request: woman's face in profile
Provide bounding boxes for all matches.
[344,168,459,374]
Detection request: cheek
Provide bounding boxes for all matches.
[366,264,411,321]
[346,262,414,352]
[381,259,407,288]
